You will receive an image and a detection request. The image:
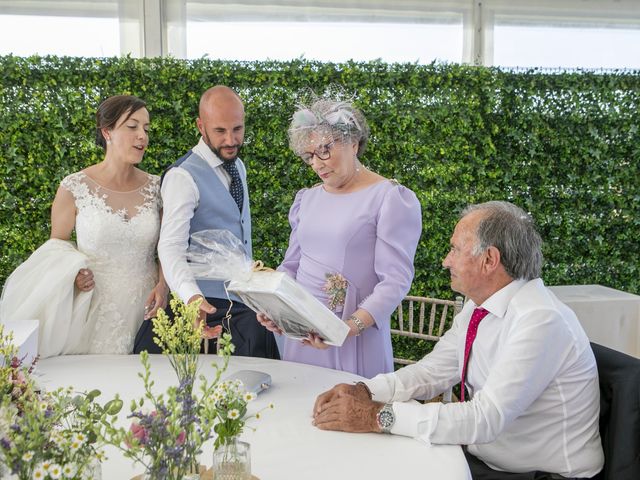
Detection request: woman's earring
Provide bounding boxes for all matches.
[106,137,111,145]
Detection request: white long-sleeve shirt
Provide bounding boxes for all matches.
[158,138,232,302]
[366,278,604,478]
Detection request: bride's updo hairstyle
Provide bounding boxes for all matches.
[95,95,147,150]
[288,88,370,158]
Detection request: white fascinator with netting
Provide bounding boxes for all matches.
[287,86,370,157]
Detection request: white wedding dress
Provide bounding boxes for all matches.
[63,171,162,353]
[0,171,161,356]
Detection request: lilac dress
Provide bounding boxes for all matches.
[278,180,422,378]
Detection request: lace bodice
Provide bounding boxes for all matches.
[60,171,161,353]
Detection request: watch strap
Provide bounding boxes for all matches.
[376,402,395,434]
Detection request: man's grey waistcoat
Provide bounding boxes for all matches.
[170,149,252,301]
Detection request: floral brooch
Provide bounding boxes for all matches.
[323,272,348,311]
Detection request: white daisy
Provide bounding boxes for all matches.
[62,463,77,478]
[51,432,66,448]
[228,409,240,419]
[32,466,46,479]
[48,463,62,479]
[22,451,35,461]
[69,440,82,452]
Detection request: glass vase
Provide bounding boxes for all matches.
[141,470,200,480]
[181,458,201,480]
[140,458,201,480]
[212,438,251,480]
[0,463,17,480]
[81,458,102,480]
[142,474,199,480]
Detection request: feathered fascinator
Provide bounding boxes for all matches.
[288,86,369,157]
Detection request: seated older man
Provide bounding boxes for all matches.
[313,201,604,480]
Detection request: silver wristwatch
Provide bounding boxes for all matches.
[376,403,395,433]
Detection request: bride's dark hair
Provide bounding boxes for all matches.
[95,95,147,150]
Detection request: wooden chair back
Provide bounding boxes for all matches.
[391,295,464,366]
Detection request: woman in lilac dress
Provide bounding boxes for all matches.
[257,94,422,378]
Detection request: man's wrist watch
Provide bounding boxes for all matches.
[376,403,395,434]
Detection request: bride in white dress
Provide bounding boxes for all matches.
[0,95,168,356]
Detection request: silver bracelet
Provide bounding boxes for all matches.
[349,314,366,336]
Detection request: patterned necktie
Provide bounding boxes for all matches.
[222,160,244,212]
[460,307,490,402]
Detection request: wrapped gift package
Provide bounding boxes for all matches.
[227,271,349,346]
[2,319,39,364]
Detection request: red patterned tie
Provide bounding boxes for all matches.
[460,307,490,402]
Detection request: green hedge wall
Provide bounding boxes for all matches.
[1,56,639,360]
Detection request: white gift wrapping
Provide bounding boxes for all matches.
[227,271,349,346]
[187,229,349,346]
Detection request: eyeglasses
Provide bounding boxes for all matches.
[299,142,334,165]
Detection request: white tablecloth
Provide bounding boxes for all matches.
[549,284,640,358]
[35,355,472,480]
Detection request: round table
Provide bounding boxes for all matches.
[36,355,471,480]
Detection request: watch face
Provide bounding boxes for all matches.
[377,404,395,431]
[379,410,394,428]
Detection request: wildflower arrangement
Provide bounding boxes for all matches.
[0,324,38,413]
[0,324,122,480]
[101,292,236,480]
[151,294,222,387]
[212,379,274,449]
[1,388,120,479]
[323,272,348,311]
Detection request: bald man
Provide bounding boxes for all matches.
[134,86,279,359]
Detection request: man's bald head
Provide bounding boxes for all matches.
[196,85,245,162]
[199,86,244,118]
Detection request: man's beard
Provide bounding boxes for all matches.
[212,144,241,162]
[203,131,242,162]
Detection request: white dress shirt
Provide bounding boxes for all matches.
[158,138,233,302]
[366,278,604,478]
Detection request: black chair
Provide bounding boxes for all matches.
[590,342,640,480]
